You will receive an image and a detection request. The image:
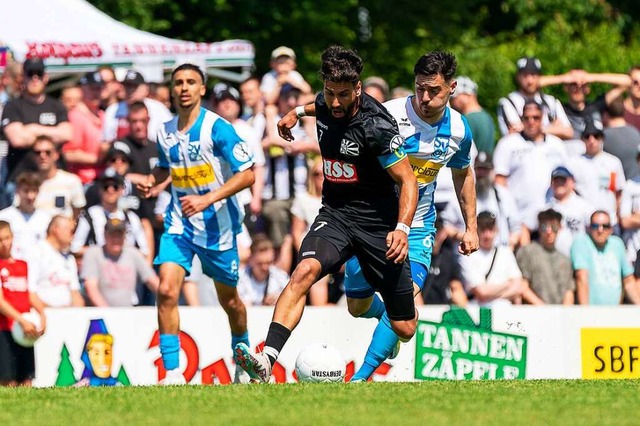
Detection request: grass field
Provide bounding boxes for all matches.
[1,380,639,425]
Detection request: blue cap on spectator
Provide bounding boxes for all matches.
[551,166,574,180]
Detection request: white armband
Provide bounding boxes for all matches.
[395,223,411,236]
[295,105,307,118]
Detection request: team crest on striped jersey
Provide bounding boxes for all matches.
[188,141,201,161]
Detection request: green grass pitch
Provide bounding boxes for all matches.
[1,380,639,425]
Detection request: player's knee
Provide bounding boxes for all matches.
[346,297,370,317]
[157,280,180,305]
[289,260,321,294]
[391,320,416,341]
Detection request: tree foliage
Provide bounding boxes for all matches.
[88,0,640,115]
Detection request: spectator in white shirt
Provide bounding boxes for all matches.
[30,215,84,308]
[544,166,594,256]
[0,172,51,261]
[459,211,523,307]
[494,100,568,235]
[570,120,625,228]
[237,234,290,306]
[32,135,86,220]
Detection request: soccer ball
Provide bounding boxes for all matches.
[11,311,42,348]
[295,343,346,383]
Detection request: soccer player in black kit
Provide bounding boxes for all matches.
[234,46,418,383]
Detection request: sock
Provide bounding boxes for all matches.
[359,294,385,320]
[351,312,398,382]
[159,334,180,371]
[263,322,291,366]
[231,331,250,351]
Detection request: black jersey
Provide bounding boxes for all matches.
[315,92,405,225]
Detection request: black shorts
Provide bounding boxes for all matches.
[300,208,414,321]
[0,331,35,383]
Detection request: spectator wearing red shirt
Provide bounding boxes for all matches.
[0,220,46,387]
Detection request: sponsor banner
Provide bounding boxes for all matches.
[415,308,526,380]
[581,328,640,379]
[31,306,640,387]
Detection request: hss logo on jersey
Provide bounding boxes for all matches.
[323,159,358,183]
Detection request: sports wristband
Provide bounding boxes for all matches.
[295,105,307,118]
[395,223,411,236]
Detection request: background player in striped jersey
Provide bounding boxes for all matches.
[138,64,255,385]
[344,51,479,381]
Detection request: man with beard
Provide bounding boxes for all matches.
[442,151,521,250]
[234,46,420,383]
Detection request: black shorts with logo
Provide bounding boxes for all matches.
[0,330,36,383]
[299,207,414,321]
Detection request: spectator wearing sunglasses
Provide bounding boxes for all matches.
[571,210,640,305]
[516,209,574,305]
[0,59,72,207]
[32,135,86,221]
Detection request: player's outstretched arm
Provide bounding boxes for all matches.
[452,166,479,256]
[277,102,316,142]
[180,168,255,217]
[385,157,418,263]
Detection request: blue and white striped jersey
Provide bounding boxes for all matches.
[384,96,473,228]
[157,107,254,250]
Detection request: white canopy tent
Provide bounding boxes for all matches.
[0,0,255,83]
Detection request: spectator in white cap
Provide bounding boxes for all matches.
[102,69,172,143]
[260,46,312,105]
[362,76,389,103]
[497,56,573,140]
[450,76,496,154]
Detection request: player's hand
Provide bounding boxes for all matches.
[180,194,212,217]
[137,175,156,199]
[458,229,479,256]
[277,111,299,142]
[19,317,39,339]
[386,230,409,264]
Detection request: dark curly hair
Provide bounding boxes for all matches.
[320,46,363,84]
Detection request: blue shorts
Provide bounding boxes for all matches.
[344,226,436,299]
[154,233,240,286]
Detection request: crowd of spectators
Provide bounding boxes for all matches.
[2,48,640,310]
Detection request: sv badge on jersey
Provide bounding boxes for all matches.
[188,142,201,161]
[323,159,358,183]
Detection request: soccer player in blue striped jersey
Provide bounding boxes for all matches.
[344,51,480,382]
[138,64,255,385]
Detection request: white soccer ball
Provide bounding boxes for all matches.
[11,311,42,348]
[295,343,346,383]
